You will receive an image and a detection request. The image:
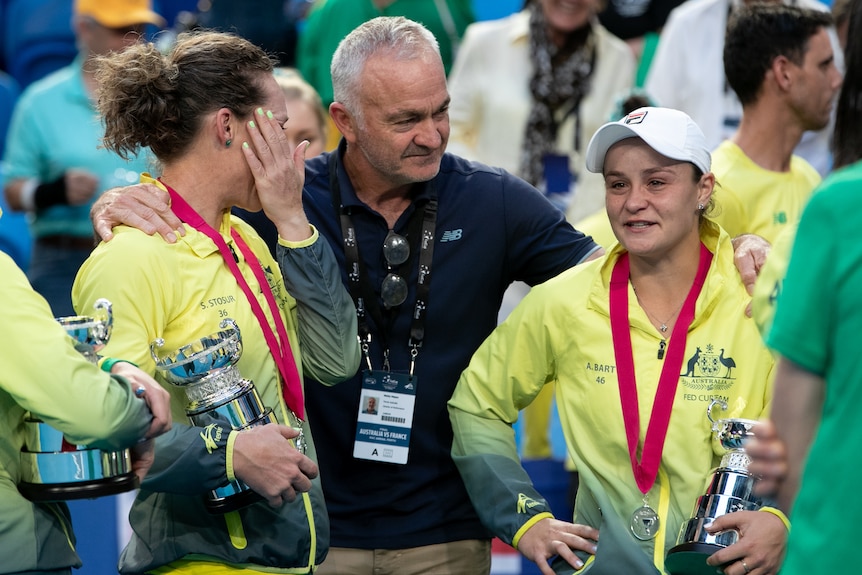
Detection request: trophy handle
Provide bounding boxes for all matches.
[707,398,728,430]
[93,298,113,326]
[92,298,114,343]
[149,338,166,363]
[219,318,240,339]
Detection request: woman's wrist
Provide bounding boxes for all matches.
[759,506,791,532]
[98,357,138,373]
[275,214,314,243]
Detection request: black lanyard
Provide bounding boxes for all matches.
[328,152,437,373]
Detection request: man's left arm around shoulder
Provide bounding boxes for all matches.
[91,184,185,243]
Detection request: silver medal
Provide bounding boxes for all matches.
[630,504,660,540]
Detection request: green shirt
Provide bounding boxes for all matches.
[767,159,862,575]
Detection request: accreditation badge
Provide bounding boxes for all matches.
[353,370,416,464]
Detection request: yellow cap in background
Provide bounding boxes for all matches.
[74,0,166,28]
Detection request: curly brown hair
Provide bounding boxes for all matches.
[95,30,277,162]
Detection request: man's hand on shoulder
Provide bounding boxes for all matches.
[91,184,184,243]
[731,233,771,315]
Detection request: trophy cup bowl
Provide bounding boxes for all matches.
[665,400,762,575]
[150,318,277,514]
[715,418,759,453]
[151,320,241,386]
[19,298,139,502]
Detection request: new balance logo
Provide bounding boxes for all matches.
[440,229,463,242]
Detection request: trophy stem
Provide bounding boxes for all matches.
[666,417,760,575]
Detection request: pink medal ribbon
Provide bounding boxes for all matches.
[164,183,304,419]
[609,242,712,538]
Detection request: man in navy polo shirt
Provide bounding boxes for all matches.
[293,19,597,572]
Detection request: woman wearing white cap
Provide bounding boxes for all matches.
[448,107,787,575]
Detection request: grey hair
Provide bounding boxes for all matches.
[331,16,440,121]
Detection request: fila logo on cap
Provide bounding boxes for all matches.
[624,110,648,125]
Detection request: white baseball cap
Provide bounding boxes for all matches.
[585,107,711,174]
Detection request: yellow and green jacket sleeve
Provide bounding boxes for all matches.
[449,294,557,547]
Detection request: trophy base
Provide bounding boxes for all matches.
[18,472,139,502]
[205,486,263,514]
[665,541,723,575]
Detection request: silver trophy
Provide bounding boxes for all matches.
[19,299,139,501]
[665,399,762,574]
[150,318,280,514]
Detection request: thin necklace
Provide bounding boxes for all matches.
[633,289,686,334]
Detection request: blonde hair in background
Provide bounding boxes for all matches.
[274,67,328,143]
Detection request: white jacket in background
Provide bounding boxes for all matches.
[447,10,636,223]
